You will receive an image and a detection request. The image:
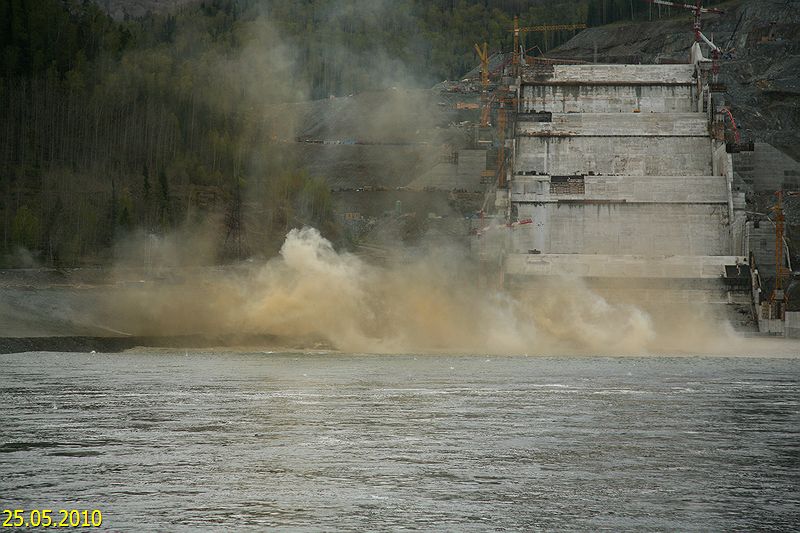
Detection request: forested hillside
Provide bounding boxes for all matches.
[0,0,726,266]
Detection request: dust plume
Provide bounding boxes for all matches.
[99,227,751,356]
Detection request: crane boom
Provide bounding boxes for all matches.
[516,23,589,32]
[644,0,723,14]
[510,17,588,74]
[699,30,721,52]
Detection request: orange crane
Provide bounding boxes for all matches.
[510,17,588,74]
[474,42,490,127]
[771,191,799,303]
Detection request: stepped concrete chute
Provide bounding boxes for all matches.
[503,51,752,329]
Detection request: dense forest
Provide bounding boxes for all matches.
[0,0,726,266]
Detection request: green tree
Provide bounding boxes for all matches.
[157,168,172,231]
[11,205,41,250]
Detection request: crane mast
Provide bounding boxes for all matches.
[474,42,490,128]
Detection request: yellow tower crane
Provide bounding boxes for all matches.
[510,17,588,75]
[474,42,490,127]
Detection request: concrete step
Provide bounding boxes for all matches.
[505,253,747,279]
[517,113,709,137]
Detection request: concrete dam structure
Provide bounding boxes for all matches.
[497,45,751,321]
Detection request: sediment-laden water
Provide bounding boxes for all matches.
[1,351,798,531]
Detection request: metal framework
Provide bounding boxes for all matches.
[510,17,587,75]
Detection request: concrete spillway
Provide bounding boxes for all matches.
[499,47,751,323]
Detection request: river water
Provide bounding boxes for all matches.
[1,351,798,531]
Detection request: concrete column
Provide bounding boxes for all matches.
[786,312,800,338]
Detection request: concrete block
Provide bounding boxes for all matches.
[517,113,709,137]
[515,137,713,176]
[505,253,745,279]
[511,203,730,256]
[520,85,695,113]
[786,312,800,338]
[549,64,696,84]
[732,143,800,193]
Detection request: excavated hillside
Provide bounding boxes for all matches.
[258,88,482,255]
[263,89,472,190]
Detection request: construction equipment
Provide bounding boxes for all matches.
[644,0,725,72]
[717,106,754,153]
[496,99,507,188]
[491,85,518,189]
[510,17,588,75]
[643,1,724,76]
[722,11,745,56]
[474,42,490,127]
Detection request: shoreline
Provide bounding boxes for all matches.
[0,334,284,355]
[2,334,798,358]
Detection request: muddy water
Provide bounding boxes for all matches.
[1,352,798,531]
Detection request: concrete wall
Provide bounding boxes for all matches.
[456,150,487,191]
[506,253,744,279]
[758,316,785,335]
[511,175,729,203]
[511,203,730,256]
[413,162,456,189]
[711,140,743,255]
[505,253,751,307]
[748,221,778,277]
[412,149,486,190]
[786,311,800,338]
[733,142,800,193]
[712,141,735,213]
[520,85,695,113]
[510,284,749,307]
[515,136,713,176]
[517,113,709,136]
[547,64,696,84]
